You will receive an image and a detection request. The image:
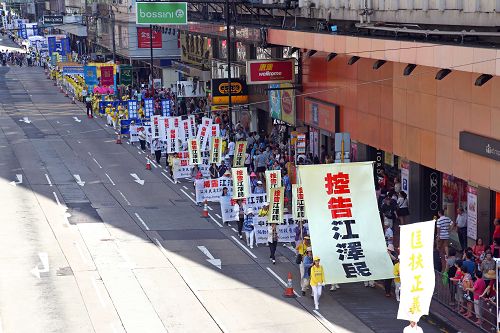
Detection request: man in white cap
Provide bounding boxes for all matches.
[254,180,265,194]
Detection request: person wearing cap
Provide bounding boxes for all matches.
[403,321,423,333]
[243,208,256,249]
[249,172,258,192]
[301,247,314,296]
[254,180,265,194]
[310,256,325,310]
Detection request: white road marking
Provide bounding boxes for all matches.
[74,241,89,264]
[154,238,168,256]
[197,246,222,269]
[45,174,52,186]
[208,214,223,227]
[92,157,103,169]
[56,121,60,124]
[182,185,188,189]
[66,130,70,133]
[161,172,175,184]
[313,310,338,332]
[285,244,296,254]
[117,190,131,205]
[30,252,49,279]
[138,151,143,155]
[134,213,150,230]
[91,277,106,307]
[231,236,257,259]
[190,192,195,196]
[207,205,213,211]
[73,174,85,186]
[149,159,158,168]
[130,173,145,185]
[215,213,222,219]
[231,228,237,233]
[105,173,116,186]
[266,267,301,298]
[87,152,92,156]
[180,189,197,204]
[77,140,81,144]
[126,141,130,145]
[53,191,61,206]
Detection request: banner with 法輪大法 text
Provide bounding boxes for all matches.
[172,158,210,180]
[232,167,250,200]
[209,136,223,165]
[397,220,435,323]
[195,176,233,203]
[220,193,268,222]
[298,162,394,284]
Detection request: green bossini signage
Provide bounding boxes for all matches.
[136,2,188,25]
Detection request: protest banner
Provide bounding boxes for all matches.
[265,170,282,198]
[144,98,154,118]
[197,125,210,152]
[195,176,233,203]
[189,115,197,137]
[232,167,250,200]
[166,128,180,153]
[179,119,191,144]
[128,100,138,119]
[172,158,210,179]
[209,136,223,164]
[269,187,284,224]
[202,117,212,126]
[220,194,268,222]
[232,141,247,168]
[397,220,435,323]
[159,116,170,141]
[298,162,394,284]
[203,124,220,151]
[129,124,139,143]
[151,115,161,140]
[188,138,201,165]
[292,184,307,220]
[254,214,296,244]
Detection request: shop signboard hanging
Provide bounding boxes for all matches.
[211,78,249,105]
[304,98,339,134]
[180,31,212,66]
[100,66,114,86]
[137,27,162,49]
[135,2,188,25]
[268,83,296,126]
[119,65,133,85]
[400,159,410,201]
[246,59,295,85]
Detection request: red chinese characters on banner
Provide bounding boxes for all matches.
[270,173,277,186]
[271,189,281,222]
[203,180,219,188]
[296,186,305,219]
[173,117,179,127]
[210,125,218,137]
[100,66,114,86]
[191,140,199,164]
[324,172,352,219]
[200,127,207,137]
[137,27,162,49]
[236,169,244,198]
[178,152,189,158]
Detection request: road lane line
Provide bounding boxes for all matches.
[149,159,158,168]
[52,191,61,206]
[138,151,142,155]
[74,241,89,264]
[154,238,168,256]
[313,310,337,332]
[117,190,131,206]
[45,174,52,186]
[182,185,188,189]
[161,172,175,184]
[231,228,237,233]
[180,189,197,204]
[105,173,116,186]
[91,277,106,307]
[134,213,150,231]
[266,267,301,298]
[87,152,92,156]
[92,157,103,169]
[190,192,195,196]
[231,236,257,259]
[207,205,213,211]
[215,213,222,219]
[208,214,223,227]
[285,244,296,254]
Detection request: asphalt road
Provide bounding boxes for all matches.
[0,41,443,333]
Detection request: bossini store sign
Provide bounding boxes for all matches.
[459,131,500,162]
[136,2,188,25]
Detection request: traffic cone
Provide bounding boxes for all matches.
[283,272,296,298]
[145,158,152,170]
[115,133,122,144]
[201,200,209,218]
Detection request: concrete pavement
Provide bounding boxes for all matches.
[0,44,443,333]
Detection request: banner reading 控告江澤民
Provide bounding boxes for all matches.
[166,128,180,154]
[195,176,233,203]
[268,187,284,224]
[397,220,435,323]
[265,170,282,198]
[188,138,201,166]
[209,136,223,165]
[220,193,268,222]
[298,162,394,284]
[232,167,250,200]
[292,184,307,221]
[233,141,247,168]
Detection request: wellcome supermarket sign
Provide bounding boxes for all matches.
[136,2,188,25]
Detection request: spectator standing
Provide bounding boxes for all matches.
[468,271,486,325]
[454,208,468,251]
[436,209,452,258]
[301,248,313,296]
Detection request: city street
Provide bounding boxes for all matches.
[0,42,443,333]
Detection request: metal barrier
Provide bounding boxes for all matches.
[433,270,496,332]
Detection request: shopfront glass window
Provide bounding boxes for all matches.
[442,173,468,216]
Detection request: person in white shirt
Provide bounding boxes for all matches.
[454,208,468,251]
[403,321,423,333]
[227,140,235,165]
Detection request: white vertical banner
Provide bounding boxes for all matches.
[268,187,284,224]
[232,167,249,200]
[159,116,170,141]
[298,162,394,284]
[232,141,247,168]
[202,117,212,126]
[172,116,181,129]
[204,124,220,151]
[209,136,223,164]
[179,119,190,144]
[265,170,282,198]
[166,128,180,154]
[292,184,307,220]
[397,220,435,323]
[197,125,210,152]
[188,138,201,165]
[401,159,410,200]
[467,185,478,240]
[189,115,197,137]
[151,115,161,140]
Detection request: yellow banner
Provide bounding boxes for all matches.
[292,184,306,220]
[268,187,284,224]
[209,136,223,165]
[188,138,201,165]
[298,162,394,283]
[232,141,247,168]
[232,167,249,200]
[397,220,435,322]
[265,170,282,199]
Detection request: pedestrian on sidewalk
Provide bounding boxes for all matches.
[268,224,278,264]
[436,209,452,260]
[310,256,325,311]
[384,244,397,297]
[403,321,423,333]
[243,208,256,249]
[454,208,468,251]
[301,247,313,296]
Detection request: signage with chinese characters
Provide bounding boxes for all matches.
[220,194,268,223]
[304,98,339,134]
[467,185,478,240]
[128,100,138,119]
[161,99,172,116]
[137,27,162,48]
[172,157,210,179]
[188,138,201,165]
[209,136,223,164]
[232,167,249,200]
[268,187,284,224]
[144,98,154,118]
[233,141,247,168]
[151,115,161,139]
[211,78,249,105]
[246,59,295,85]
[292,185,307,220]
[166,128,180,153]
[195,177,234,203]
[298,162,394,283]
[265,170,281,199]
[459,131,500,162]
[397,220,435,322]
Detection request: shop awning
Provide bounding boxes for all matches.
[57,24,87,37]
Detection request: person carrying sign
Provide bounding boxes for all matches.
[268,224,278,265]
[243,208,256,249]
[233,199,246,239]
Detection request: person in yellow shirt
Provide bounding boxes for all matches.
[394,259,401,302]
[310,256,325,310]
[258,202,269,217]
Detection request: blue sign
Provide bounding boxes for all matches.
[144,98,154,118]
[63,66,84,76]
[120,118,145,135]
[62,38,71,56]
[99,101,118,115]
[47,37,56,55]
[128,100,138,119]
[83,66,98,91]
[19,23,27,39]
[161,99,171,116]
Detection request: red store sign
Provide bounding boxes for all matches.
[137,27,162,49]
[246,59,295,85]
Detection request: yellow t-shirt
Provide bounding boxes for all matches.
[310,265,325,286]
[393,262,400,283]
[296,242,309,256]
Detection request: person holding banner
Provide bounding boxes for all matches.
[268,224,279,264]
[310,256,325,311]
[152,139,162,165]
[243,208,256,249]
[233,199,246,239]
